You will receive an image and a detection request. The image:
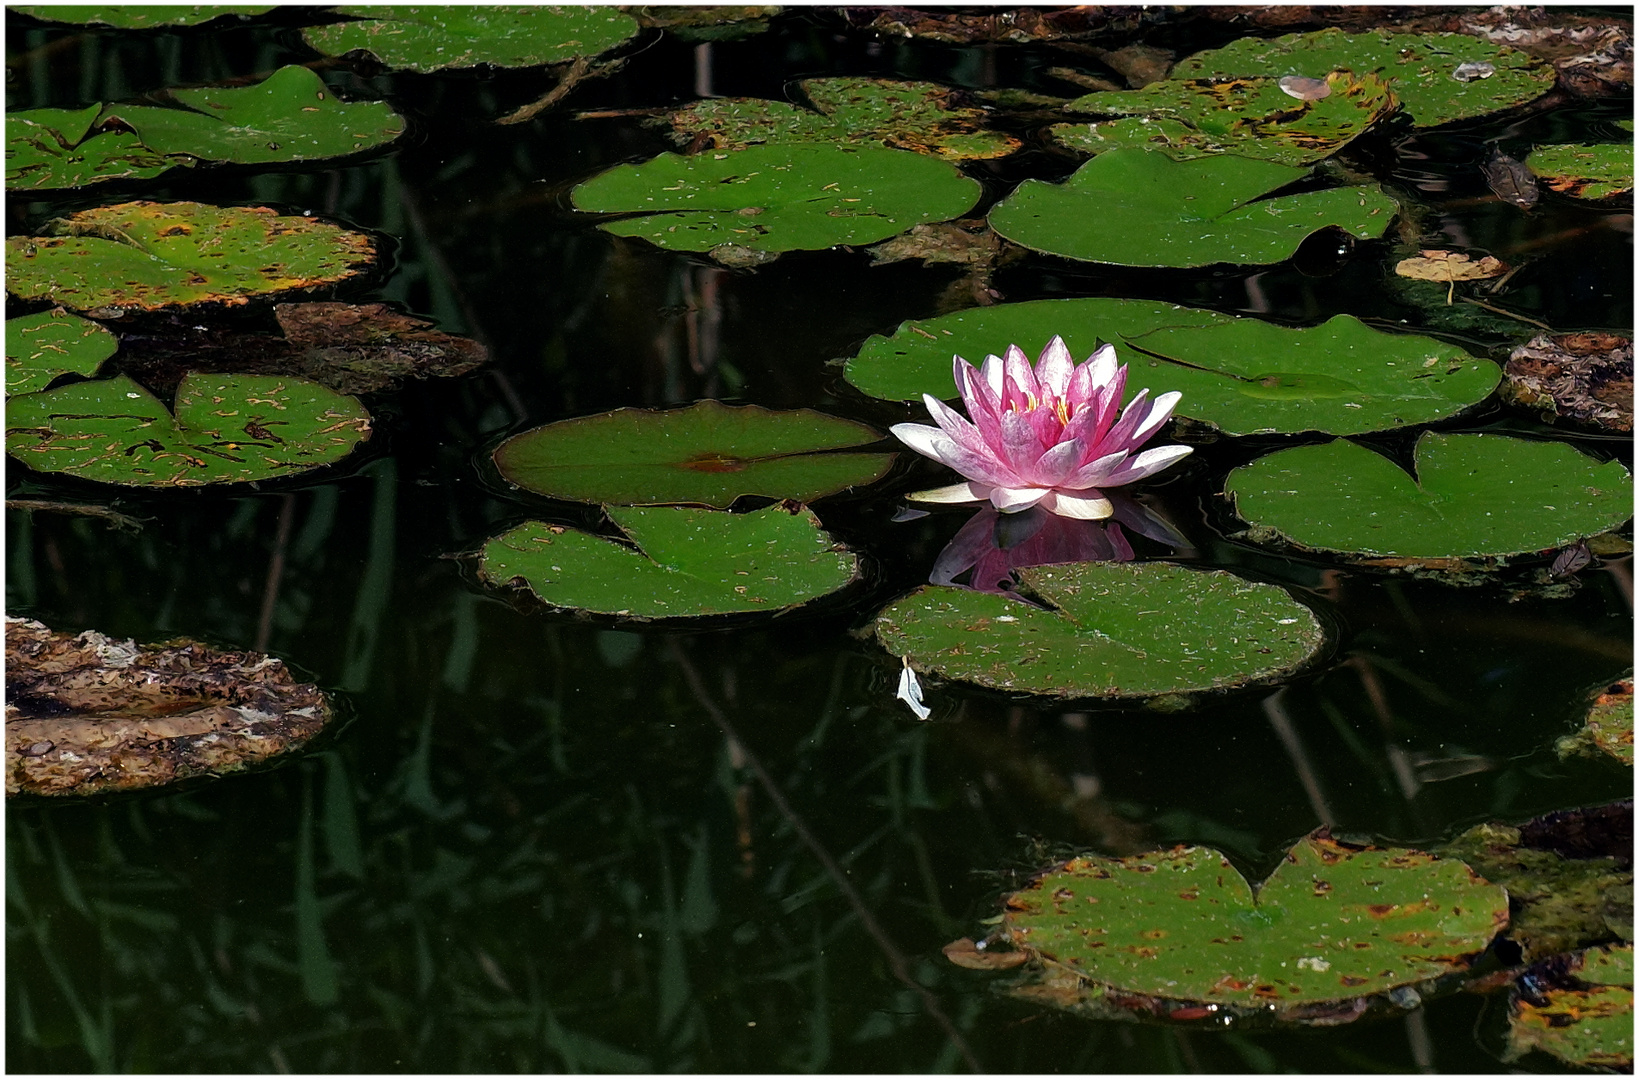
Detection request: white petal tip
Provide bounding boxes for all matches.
[908,481,990,504]
[896,661,931,720]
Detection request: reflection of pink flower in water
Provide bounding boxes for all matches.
[930,499,1186,596]
[891,336,1192,520]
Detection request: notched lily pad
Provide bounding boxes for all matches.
[988,832,1507,1025]
[5,616,332,798]
[988,148,1397,268]
[1505,945,1633,1070]
[480,505,859,619]
[1503,332,1633,433]
[5,308,118,396]
[6,201,376,316]
[1558,679,1635,766]
[572,142,982,255]
[875,561,1324,700]
[492,400,891,508]
[1052,71,1397,166]
[1225,433,1634,562]
[6,373,371,486]
[302,5,640,72]
[6,106,188,191]
[1527,143,1634,201]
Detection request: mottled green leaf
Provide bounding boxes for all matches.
[493,400,892,508]
[479,506,859,618]
[6,106,188,190]
[1507,945,1633,1070]
[5,309,118,396]
[303,5,639,72]
[1527,142,1634,201]
[1558,679,1635,766]
[875,562,1324,699]
[12,5,273,28]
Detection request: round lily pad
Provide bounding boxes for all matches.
[1558,679,1635,766]
[302,6,640,72]
[874,561,1325,699]
[1169,29,1554,128]
[1225,433,1634,560]
[6,372,372,486]
[1526,143,1634,201]
[1052,71,1397,166]
[5,309,118,396]
[572,142,982,254]
[843,297,1500,436]
[1506,945,1633,1070]
[988,148,1398,268]
[12,5,274,28]
[6,105,188,191]
[492,400,892,508]
[480,505,859,618]
[6,201,377,315]
[999,834,1507,1013]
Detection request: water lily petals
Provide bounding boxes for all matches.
[1036,335,1075,398]
[1129,389,1184,446]
[1046,490,1116,520]
[1033,439,1084,487]
[923,393,989,455]
[1099,443,1194,487]
[908,480,992,504]
[990,485,1051,512]
[998,409,1044,474]
[1002,344,1036,410]
[1064,448,1130,489]
[1097,385,1153,455]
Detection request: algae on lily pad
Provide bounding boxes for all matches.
[480,505,859,618]
[1051,71,1397,166]
[303,6,640,72]
[6,201,376,316]
[989,148,1397,268]
[843,297,1499,436]
[7,373,371,486]
[573,142,981,255]
[875,561,1324,699]
[5,309,118,396]
[1505,945,1633,1070]
[6,105,188,191]
[997,833,1506,1021]
[1170,29,1554,128]
[1225,433,1634,561]
[1558,679,1635,766]
[493,401,892,508]
[1526,143,1634,201]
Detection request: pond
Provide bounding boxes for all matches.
[5,5,1634,1073]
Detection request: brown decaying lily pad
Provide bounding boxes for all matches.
[5,617,332,798]
[1503,331,1633,433]
[842,6,1159,44]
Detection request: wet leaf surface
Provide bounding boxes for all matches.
[874,561,1325,700]
[6,372,371,486]
[6,105,189,190]
[1527,142,1635,201]
[993,833,1507,1019]
[1559,680,1635,767]
[989,148,1397,268]
[1503,331,1633,433]
[12,5,273,28]
[479,505,859,619]
[5,308,118,396]
[5,616,332,798]
[492,400,891,508]
[303,5,640,72]
[1225,433,1634,560]
[572,142,982,255]
[6,201,377,315]
[1506,944,1633,1070]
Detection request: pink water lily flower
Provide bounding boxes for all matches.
[890,336,1192,520]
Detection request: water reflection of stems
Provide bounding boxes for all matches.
[665,638,982,1073]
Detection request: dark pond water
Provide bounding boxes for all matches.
[6,7,1633,1073]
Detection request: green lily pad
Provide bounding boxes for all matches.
[1507,945,1633,1070]
[1559,679,1635,766]
[1051,71,1397,166]
[1170,29,1554,128]
[1225,433,1635,560]
[999,834,1507,1015]
[874,561,1324,699]
[6,373,371,486]
[6,105,188,191]
[988,148,1398,268]
[479,506,859,618]
[843,297,1499,436]
[12,6,273,28]
[98,65,404,168]
[1527,143,1634,201]
[6,201,377,316]
[492,401,893,508]
[572,142,982,254]
[302,6,640,72]
[5,309,118,396]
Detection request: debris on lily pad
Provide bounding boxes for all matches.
[875,561,1324,700]
[1527,142,1634,201]
[7,372,371,486]
[492,400,891,508]
[1504,944,1633,1070]
[5,616,333,798]
[5,308,118,396]
[845,6,1146,45]
[1558,679,1635,767]
[303,5,640,72]
[628,6,779,42]
[1502,331,1633,434]
[1481,147,1540,209]
[480,505,859,619]
[6,202,377,316]
[982,831,1507,1027]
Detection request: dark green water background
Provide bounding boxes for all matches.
[6,8,1633,1072]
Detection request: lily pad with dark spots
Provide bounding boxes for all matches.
[5,308,118,396]
[302,5,640,72]
[1505,945,1633,1070]
[6,372,371,487]
[492,400,892,508]
[1558,679,1635,766]
[6,105,189,191]
[1526,142,1634,201]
